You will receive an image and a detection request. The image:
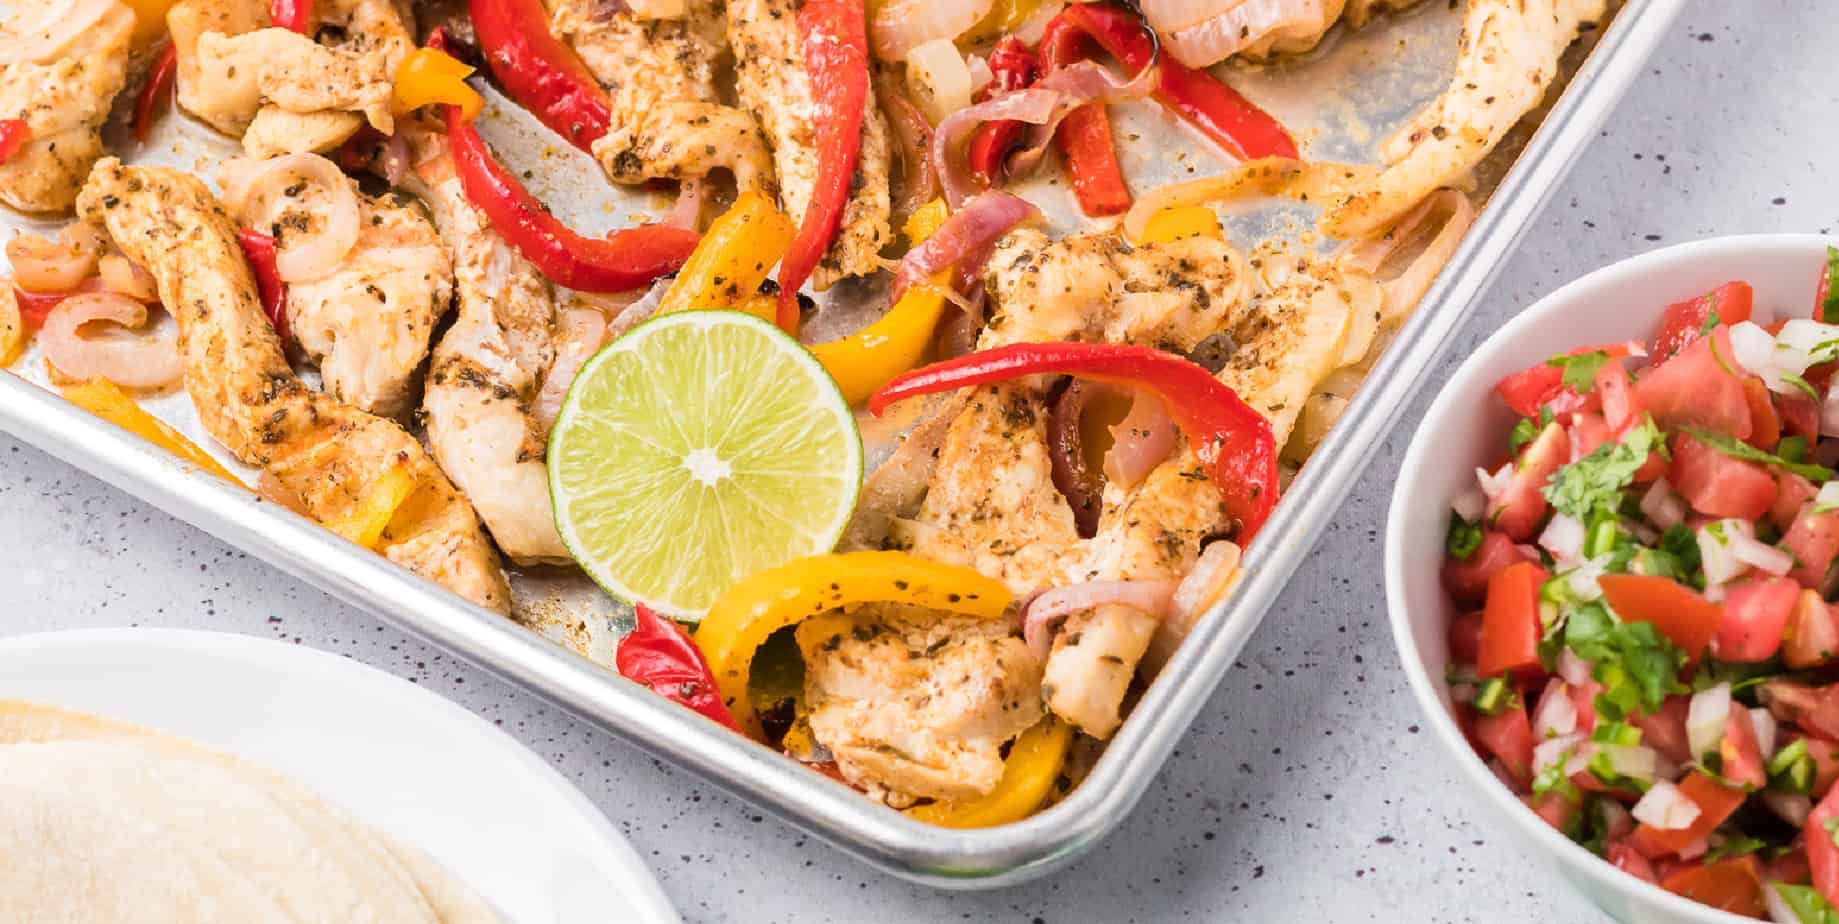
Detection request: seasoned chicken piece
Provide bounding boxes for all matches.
[400,124,571,565]
[728,0,891,288]
[908,385,1081,598]
[981,229,1249,351]
[547,0,773,193]
[76,160,509,611]
[0,0,133,212]
[798,606,1044,805]
[1043,452,1227,739]
[281,190,451,419]
[1216,256,1361,449]
[170,0,410,150]
[1320,0,1607,238]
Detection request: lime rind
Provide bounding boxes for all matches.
[547,310,863,621]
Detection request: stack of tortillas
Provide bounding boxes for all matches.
[0,700,502,923]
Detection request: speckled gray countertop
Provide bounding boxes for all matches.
[0,4,1821,921]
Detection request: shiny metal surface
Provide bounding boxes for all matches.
[0,0,1682,886]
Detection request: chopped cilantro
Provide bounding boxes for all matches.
[1774,883,1839,924]
[1544,418,1665,521]
[1822,244,1839,324]
[1540,405,1556,429]
[1532,753,1581,804]
[1473,677,1516,716]
[1547,351,1611,393]
[1697,308,1722,339]
[1564,603,1687,721]
[1703,833,1769,863]
[1683,427,1836,480]
[1508,417,1538,455]
[1447,513,1483,560]
[1769,737,1815,795]
[1782,435,1812,464]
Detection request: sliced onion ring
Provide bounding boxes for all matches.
[222,154,362,283]
[1022,579,1179,661]
[0,0,115,66]
[1103,390,1176,491]
[890,190,1038,303]
[40,292,180,389]
[1122,158,1372,243]
[871,0,992,63]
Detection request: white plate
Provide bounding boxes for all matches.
[0,628,679,924]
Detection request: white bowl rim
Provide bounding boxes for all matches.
[1384,233,1839,924]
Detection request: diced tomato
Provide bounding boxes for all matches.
[1525,791,1577,831]
[1719,706,1767,790]
[1742,377,1783,450]
[1478,561,1546,678]
[1568,412,1612,461]
[1781,389,1824,440]
[1487,423,1569,541]
[1448,610,1484,664]
[1441,532,1535,606]
[1669,432,1777,520]
[1784,506,1839,589]
[1775,474,1819,531]
[1659,855,1766,918]
[1717,577,1800,662]
[1609,841,1659,884]
[1598,363,1642,434]
[1475,704,1535,786]
[1764,681,1839,742]
[1651,281,1754,361]
[1634,328,1753,440]
[1809,736,1839,798]
[1633,695,1694,765]
[1598,573,1724,666]
[1495,343,1641,420]
[1629,772,1747,858]
[1770,849,1814,887]
[1808,784,1839,906]
[1786,589,1839,670]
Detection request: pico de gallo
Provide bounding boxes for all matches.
[1443,251,1839,921]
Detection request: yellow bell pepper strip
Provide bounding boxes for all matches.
[318,465,416,549]
[695,551,1012,738]
[656,191,795,316]
[394,47,484,121]
[122,0,179,46]
[905,718,1071,828]
[1136,205,1222,244]
[60,379,248,488]
[960,0,1042,46]
[807,198,951,406]
[0,286,21,366]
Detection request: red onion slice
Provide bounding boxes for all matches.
[533,306,610,433]
[1102,391,1176,491]
[1022,579,1179,661]
[889,190,1038,304]
[40,292,181,390]
[1049,380,1107,537]
[877,80,939,224]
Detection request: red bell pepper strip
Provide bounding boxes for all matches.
[443,105,698,292]
[870,342,1280,542]
[470,0,612,151]
[1053,3,1297,161]
[270,0,311,32]
[774,0,869,332]
[619,604,740,730]
[132,44,178,144]
[1037,16,1131,216]
[965,37,1037,187]
[0,119,30,165]
[236,229,291,352]
[13,286,69,329]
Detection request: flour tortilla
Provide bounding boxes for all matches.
[0,701,501,924]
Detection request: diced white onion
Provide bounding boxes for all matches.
[1599,744,1659,785]
[1532,680,1578,739]
[1731,529,1796,576]
[1533,733,1585,775]
[1476,463,1514,503]
[1730,320,1787,385]
[1565,556,1609,602]
[1640,478,1688,531]
[1818,480,1839,512]
[1631,779,1702,831]
[1763,791,1813,828]
[1687,683,1733,760]
[905,38,975,126]
[1539,513,1584,563]
[1557,649,1593,686]
[1698,520,1754,586]
[1752,707,1779,759]
[1705,583,1728,604]
[1451,487,1486,524]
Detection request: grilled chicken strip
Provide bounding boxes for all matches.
[1320,0,1606,238]
[400,124,571,566]
[547,0,773,193]
[797,606,1044,806]
[170,0,411,152]
[0,0,133,213]
[728,0,892,288]
[76,159,511,612]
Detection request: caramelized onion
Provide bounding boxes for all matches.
[222,154,361,283]
[1102,391,1176,491]
[1022,580,1179,661]
[1156,0,1332,68]
[876,77,938,225]
[1340,189,1476,322]
[533,306,609,433]
[97,254,158,302]
[1145,539,1243,673]
[7,232,96,293]
[1049,380,1106,537]
[871,0,992,63]
[40,292,180,389]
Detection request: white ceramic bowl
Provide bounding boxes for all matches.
[1386,234,1838,924]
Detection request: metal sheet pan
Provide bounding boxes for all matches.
[0,0,1684,887]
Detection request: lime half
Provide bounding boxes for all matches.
[548,310,862,620]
